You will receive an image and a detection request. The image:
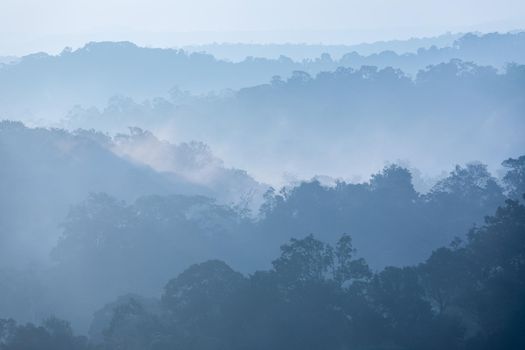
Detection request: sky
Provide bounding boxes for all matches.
[0,0,524,55]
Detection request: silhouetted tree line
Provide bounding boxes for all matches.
[0,318,90,350]
[62,61,524,182]
[2,196,523,349]
[234,60,524,125]
[256,158,525,268]
[1,153,522,331]
[66,60,525,137]
[1,30,523,349]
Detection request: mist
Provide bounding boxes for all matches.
[1,1,525,349]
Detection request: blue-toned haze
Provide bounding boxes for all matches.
[0,2,525,348]
[0,0,524,55]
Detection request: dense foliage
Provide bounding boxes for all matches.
[0,31,523,349]
[3,198,522,349]
[93,198,525,350]
[1,136,523,330]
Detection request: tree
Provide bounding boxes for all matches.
[161,260,246,350]
[102,299,162,350]
[370,164,418,202]
[272,234,334,284]
[334,233,371,285]
[419,246,471,314]
[0,318,90,350]
[502,156,525,201]
[463,199,525,349]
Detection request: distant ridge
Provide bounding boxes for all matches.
[180,32,465,61]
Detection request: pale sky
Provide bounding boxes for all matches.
[0,0,524,56]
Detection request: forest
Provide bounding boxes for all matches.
[0,21,524,350]
[1,191,524,349]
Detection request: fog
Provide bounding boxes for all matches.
[1,32,524,186]
[0,5,524,349]
[1,0,524,55]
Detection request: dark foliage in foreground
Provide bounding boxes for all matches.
[4,198,522,349]
[0,318,90,350]
[98,198,525,350]
[101,197,525,350]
